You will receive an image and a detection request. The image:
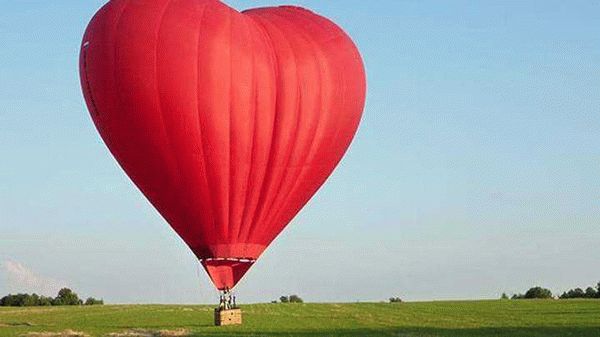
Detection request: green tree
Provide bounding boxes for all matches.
[23,294,39,307]
[279,296,289,303]
[0,294,16,306]
[289,295,303,303]
[53,288,82,306]
[38,296,53,306]
[523,287,553,299]
[84,297,104,305]
[567,288,585,299]
[0,294,40,306]
[584,287,597,299]
[0,290,100,307]
[500,293,509,300]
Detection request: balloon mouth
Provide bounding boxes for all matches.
[193,244,266,290]
[201,258,256,290]
[203,257,256,263]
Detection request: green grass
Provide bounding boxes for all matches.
[1,300,599,336]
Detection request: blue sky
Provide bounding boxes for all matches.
[0,0,599,304]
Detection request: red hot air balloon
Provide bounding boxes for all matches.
[80,0,366,291]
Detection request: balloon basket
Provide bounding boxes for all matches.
[214,308,242,326]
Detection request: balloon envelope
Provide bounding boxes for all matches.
[80,0,366,290]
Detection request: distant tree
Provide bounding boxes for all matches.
[507,286,553,300]
[53,288,82,306]
[523,287,553,299]
[389,297,402,303]
[584,287,597,299]
[2,294,16,306]
[289,295,303,303]
[84,297,104,305]
[23,294,39,307]
[572,288,585,298]
[561,288,585,299]
[38,296,53,306]
[0,289,100,307]
[8,294,25,306]
[511,293,524,300]
[500,293,509,300]
[0,294,17,306]
[279,296,289,303]
[558,282,600,300]
[12,294,25,306]
[0,293,42,307]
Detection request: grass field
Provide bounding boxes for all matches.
[1,300,599,337]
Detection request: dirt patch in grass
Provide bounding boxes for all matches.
[158,330,189,337]
[0,322,35,327]
[22,330,89,337]
[107,329,189,337]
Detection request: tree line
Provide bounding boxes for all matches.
[272,295,304,303]
[559,282,600,299]
[0,288,103,307]
[503,282,600,300]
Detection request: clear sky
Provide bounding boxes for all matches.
[0,0,599,304]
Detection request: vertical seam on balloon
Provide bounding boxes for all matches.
[258,64,301,235]
[277,11,363,239]
[295,12,352,159]
[109,0,133,168]
[257,11,310,234]
[260,10,326,238]
[234,15,257,244]
[112,0,132,115]
[311,13,363,157]
[226,8,233,243]
[236,14,273,245]
[297,11,357,185]
[291,12,352,152]
[195,3,217,246]
[153,0,181,213]
[252,13,303,241]
[241,14,289,245]
[307,17,354,162]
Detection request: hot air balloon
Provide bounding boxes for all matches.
[79,0,366,296]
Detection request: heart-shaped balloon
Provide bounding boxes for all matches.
[80,0,366,290]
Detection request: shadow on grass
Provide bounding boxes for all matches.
[188,326,600,337]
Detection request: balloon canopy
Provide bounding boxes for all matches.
[80,0,366,290]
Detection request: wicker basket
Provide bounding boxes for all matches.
[214,308,242,326]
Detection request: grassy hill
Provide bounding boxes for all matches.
[1,300,599,337]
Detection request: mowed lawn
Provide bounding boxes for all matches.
[1,300,600,337]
